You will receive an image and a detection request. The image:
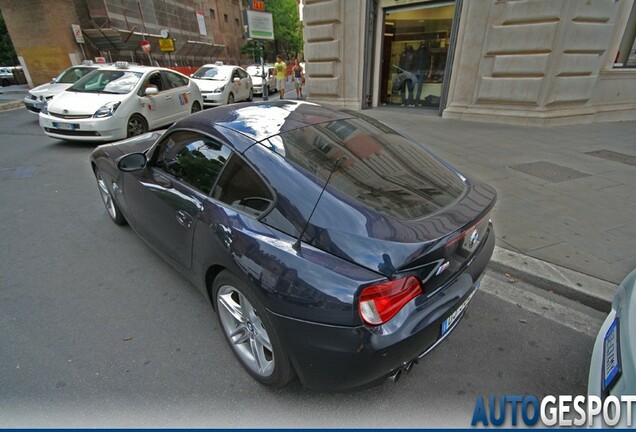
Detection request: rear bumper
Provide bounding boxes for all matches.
[270,224,495,391]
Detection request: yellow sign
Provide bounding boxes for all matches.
[158,38,175,52]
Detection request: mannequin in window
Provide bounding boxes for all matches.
[398,45,416,106]
[414,41,431,106]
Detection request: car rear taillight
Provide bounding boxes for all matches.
[358,276,423,326]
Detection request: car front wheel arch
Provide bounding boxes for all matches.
[127,113,148,137]
[212,270,296,387]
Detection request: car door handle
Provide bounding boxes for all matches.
[165,95,172,100]
[176,210,194,228]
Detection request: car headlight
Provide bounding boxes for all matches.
[40,104,49,115]
[93,101,121,118]
[212,85,226,94]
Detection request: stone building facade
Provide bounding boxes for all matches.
[303,0,636,125]
[0,0,248,87]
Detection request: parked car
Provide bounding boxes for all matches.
[588,268,635,427]
[246,64,275,96]
[0,66,19,87]
[190,62,252,106]
[24,62,105,114]
[90,101,496,391]
[39,62,202,142]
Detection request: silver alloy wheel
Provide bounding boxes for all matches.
[217,285,275,377]
[96,172,117,220]
[127,116,145,136]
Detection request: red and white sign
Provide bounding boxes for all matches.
[196,10,207,36]
[72,24,84,44]
[95,57,106,63]
[141,40,151,53]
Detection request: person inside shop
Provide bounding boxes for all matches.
[414,41,432,106]
[398,45,416,106]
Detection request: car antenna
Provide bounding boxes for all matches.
[292,156,346,252]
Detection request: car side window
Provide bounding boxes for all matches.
[163,71,188,89]
[238,69,248,79]
[155,131,231,194]
[139,72,164,95]
[212,155,273,217]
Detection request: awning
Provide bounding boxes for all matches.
[82,27,225,58]
[173,41,226,58]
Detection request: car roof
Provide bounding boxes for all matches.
[199,64,241,71]
[93,65,177,74]
[177,100,356,143]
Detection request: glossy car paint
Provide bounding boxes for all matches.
[91,101,496,390]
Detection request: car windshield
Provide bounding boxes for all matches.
[192,66,229,81]
[68,70,143,94]
[55,67,97,84]
[270,116,466,219]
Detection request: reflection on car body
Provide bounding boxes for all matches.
[90,101,496,390]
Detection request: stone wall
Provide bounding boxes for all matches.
[444,0,636,125]
[303,0,366,109]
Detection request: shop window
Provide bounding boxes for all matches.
[235,18,240,27]
[614,4,636,68]
[380,4,455,108]
[210,8,216,19]
[224,14,228,23]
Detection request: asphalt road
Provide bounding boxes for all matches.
[0,108,605,428]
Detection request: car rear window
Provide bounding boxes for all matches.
[266,116,466,220]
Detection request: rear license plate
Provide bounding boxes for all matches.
[602,318,621,391]
[441,281,480,336]
[52,122,78,130]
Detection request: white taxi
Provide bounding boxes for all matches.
[190,63,252,107]
[24,62,104,114]
[246,64,275,96]
[39,62,203,142]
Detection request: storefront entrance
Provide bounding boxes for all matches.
[379,2,455,109]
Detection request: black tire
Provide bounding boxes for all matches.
[227,93,234,105]
[247,89,253,102]
[1,79,9,87]
[213,271,295,387]
[127,114,148,138]
[94,168,127,225]
[191,101,201,113]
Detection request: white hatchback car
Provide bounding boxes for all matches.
[24,63,104,114]
[191,63,252,107]
[246,64,275,96]
[39,63,203,142]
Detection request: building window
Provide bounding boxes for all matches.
[210,9,216,19]
[235,18,240,27]
[224,14,228,23]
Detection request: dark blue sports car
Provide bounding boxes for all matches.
[91,101,496,390]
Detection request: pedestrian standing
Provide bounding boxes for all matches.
[274,55,287,99]
[292,59,304,99]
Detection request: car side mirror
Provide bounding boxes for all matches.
[145,86,159,96]
[51,78,56,83]
[118,152,147,172]
[233,77,240,83]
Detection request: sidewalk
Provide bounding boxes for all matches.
[0,84,29,111]
[364,107,636,291]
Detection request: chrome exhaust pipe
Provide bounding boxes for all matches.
[404,361,415,374]
[388,369,402,383]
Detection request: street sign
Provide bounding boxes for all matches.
[245,10,274,40]
[158,38,175,52]
[141,40,151,53]
[252,0,266,11]
[95,57,106,63]
[72,24,84,44]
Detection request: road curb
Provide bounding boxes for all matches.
[0,100,24,112]
[489,246,614,313]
